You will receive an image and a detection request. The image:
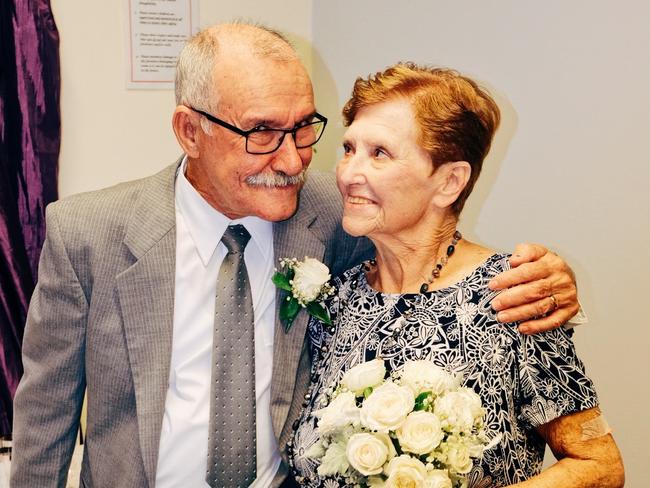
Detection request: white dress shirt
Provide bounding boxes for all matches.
[156,160,281,487]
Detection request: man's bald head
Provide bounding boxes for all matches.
[175,22,303,113]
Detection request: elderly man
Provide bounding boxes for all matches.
[11,23,580,488]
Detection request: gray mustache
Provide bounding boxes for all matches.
[245,170,306,188]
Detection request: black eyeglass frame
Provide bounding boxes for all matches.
[189,107,328,155]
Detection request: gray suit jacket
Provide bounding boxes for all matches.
[11,160,373,488]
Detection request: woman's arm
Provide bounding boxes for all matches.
[511,407,624,487]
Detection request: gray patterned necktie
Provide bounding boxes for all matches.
[206,224,257,488]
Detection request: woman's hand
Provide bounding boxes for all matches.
[509,407,624,487]
[488,243,580,334]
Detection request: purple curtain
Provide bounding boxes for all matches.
[0,0,60,436]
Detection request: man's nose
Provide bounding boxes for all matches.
[272,134,307,175]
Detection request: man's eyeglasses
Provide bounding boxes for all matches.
[189,107,327,155]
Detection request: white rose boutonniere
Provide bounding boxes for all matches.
[272,256,336,332]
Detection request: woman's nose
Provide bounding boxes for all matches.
[336,154,366,186]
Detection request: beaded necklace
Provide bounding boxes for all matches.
[363,230,463,293]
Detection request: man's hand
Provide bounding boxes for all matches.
[489,243,579,334]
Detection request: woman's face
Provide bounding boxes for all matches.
[336,99,439,241]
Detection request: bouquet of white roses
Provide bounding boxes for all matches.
[305,359,495,488]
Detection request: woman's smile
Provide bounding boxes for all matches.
[346,195,376,205]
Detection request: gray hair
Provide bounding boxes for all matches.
[174,22,298,116]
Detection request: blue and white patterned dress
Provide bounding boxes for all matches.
[289,254,598,487]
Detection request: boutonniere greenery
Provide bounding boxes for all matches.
[272,257,336,332]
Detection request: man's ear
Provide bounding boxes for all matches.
[172,106,202,158]
[431,161,472,209]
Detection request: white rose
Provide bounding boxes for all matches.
[313,391,360,435]
[425,470,452,488]
[434,388,483,434]
[385,455,428,488]
[342,359,386,395]
[446,441,474,474]
[376,432,398,459]
[456,387,484,423]
[360,382,414,432]
[400,361,457,397]
[346,433,391,476]
[396,411,443,455]
[292,257,331,303]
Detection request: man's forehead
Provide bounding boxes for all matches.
[216,47,309,85]
[215,57,315,124]
[237,102,316,128]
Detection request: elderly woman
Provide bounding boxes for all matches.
[289,64,624,487]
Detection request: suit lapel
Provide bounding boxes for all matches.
[270,205,324,441]
[116,162,179,488]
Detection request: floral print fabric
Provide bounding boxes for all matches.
[291,254,598,487]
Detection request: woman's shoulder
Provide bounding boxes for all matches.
[448,249,521,332]
[448,244,512,292]
[441,241,510,289]
[478,251,513,277]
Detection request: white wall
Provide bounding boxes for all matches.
[50,0,649,484]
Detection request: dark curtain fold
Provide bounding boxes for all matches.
[0,0,60,436]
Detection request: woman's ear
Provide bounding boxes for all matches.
[431,161,472,209]
[172,106,202,158]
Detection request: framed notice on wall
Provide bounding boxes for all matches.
[124,0,199,89]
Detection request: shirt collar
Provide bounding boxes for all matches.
[175,156,273,266]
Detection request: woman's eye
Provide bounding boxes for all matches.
[342,143,352,154]
[373,147,388,158]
